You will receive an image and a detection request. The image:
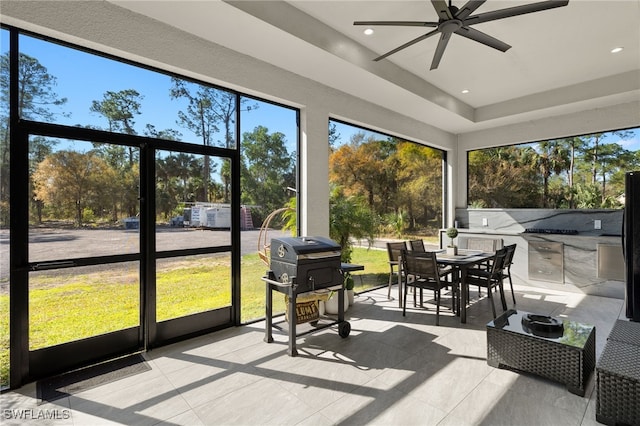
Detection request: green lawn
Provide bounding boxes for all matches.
[0,246,390,387]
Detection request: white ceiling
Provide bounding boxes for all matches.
[75,1,640,134]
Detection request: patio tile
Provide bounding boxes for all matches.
[383,355,493,413]
[267,350,373,410]
[154,409,206,426]
[447,379,586,426]
[164,358,265,408]
[318,376,448,425]
[68,375,191,426]
[0,282,624,426]
[191,378,316,425]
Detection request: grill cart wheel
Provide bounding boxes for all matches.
[339,321,351,338]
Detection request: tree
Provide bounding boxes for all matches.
[535,140,568,208]
[0,52,68,225]
[0,52,68,121]
[217,96,258,202]
[328,121,341,148]
[468,146,540,208]
[90,89,142,166]
[29,136,58,223]
[220,159,231,204]
[596,143,627,203]
[89,89,148,218]
[170,80,259,202]
[330,132,395,209]
[393,141,441,230]
[241,126,294,224]
[32,150,113,225]
[558,136,587,208]
[170,79,220,201]
[329,185,376,263]
[90,89,141,134]
[468,127,639,209]
[144,124,182,141]
[157,153,206,205]
[329,133,445,234]
[579,131,631,184]
[574,182,602,209]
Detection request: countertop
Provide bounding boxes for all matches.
[441,228,621,238]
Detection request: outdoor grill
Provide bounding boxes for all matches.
[262,236,350,356]
[269,236,343,293]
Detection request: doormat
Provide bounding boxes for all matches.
[36,354,151,404]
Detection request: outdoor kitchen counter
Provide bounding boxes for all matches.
[439,228,624,299]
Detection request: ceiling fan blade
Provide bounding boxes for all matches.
[464,0,569,25]
[430,31,452,70]
[455,0,486,20]
[374,29,440,62]
[431,0,454,21]
[456,26,511,52]
[354,21,438,27]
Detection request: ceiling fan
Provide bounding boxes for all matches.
[354,0,569,70]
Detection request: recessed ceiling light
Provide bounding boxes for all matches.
[461,89,470,94]
[611,47,624,53]
[364,28,374,36]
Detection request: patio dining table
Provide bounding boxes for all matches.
[435,249,495,324]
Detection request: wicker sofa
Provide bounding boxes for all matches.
[596,320,640,426]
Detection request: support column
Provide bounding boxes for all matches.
[299,106,330,237]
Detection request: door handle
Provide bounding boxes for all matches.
[31,260,76,271]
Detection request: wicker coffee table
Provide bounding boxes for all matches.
[487,309,596,396]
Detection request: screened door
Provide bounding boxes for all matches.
[27,136,142,378]
[152,149,234,344]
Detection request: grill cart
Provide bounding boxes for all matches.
[262,236,351,356]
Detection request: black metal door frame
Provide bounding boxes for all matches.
[9,119,239,387]
[9,121,149,385]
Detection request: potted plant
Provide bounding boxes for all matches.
[324,288,350,314]
[345,275,355,306]
[446,227,459,255]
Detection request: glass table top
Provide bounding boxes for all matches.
[487,309,595,349]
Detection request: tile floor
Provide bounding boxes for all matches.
[1,283,625,425]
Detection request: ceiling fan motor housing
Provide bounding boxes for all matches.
[439,19,462,33]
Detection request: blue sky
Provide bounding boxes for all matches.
[600,130,640,152]
[9,33,299,151]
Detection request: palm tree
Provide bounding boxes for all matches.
[329,185,377,263]
[559,137,586,208]
[535,140,568,208]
